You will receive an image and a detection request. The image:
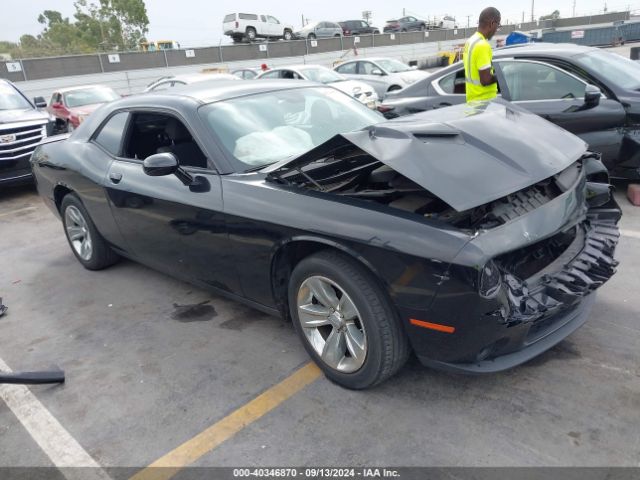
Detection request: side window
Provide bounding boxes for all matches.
[500,61,586,102]
[122,112,208,169]
[239,13,258,20]
[438,69,466,94]
[408,16,417,22]
[260,15,266,22]
[360,21,368,28]
[336,62,356,74]
[260,70,281,79]
[267,16,280,24]
[94,112,129,156]
[359,62,378,74]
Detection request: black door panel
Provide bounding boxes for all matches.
[105,160,241,294]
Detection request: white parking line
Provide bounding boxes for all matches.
[0,207,37,218]
[621,229,640,240]
[0,358,111,480]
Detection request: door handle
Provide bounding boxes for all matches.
[109,172,123,184]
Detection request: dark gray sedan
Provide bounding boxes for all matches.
[380,43,640,179]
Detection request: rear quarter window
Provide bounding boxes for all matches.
[93,112,129,156]
[239,13,258,20]
[223,14,235,22]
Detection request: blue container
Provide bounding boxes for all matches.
[506,31,532,45]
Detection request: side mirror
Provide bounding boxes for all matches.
[33,96,47,108]
[584,84,601,108]
[371,68,384,76]
[143,152,178,177]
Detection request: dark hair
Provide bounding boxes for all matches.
[479,7,501,26]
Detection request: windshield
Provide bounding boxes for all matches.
[576,50,640,90]
[300,67,344,84]
[200,87,383,170]
[64,87,119,108]
[375,59,412,73]
[0,82,33,111]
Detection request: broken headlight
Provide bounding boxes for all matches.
[479,260,502,298]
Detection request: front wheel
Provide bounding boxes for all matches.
[307,33,316,40]
[283,29,293,40]
[61,194,119,270]
[288,251,410,389]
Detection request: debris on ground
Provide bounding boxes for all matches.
[0,369,65,385]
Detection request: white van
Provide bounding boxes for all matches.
[223,13,294,43]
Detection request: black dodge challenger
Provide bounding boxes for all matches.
[31,80,621,389]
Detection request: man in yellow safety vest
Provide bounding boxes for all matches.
[463,7,501,102]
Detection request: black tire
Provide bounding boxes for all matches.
[283,29,293,40]
[60,194,119,270]
[246,27,257,41]
[308,33,316,40]
[288,250,410,389]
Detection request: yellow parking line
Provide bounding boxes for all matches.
[129,362,322,480]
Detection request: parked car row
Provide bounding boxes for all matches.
[222,11,385,43]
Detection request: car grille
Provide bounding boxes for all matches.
[0,122,46,162]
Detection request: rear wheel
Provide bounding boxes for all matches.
[61,194,119,270]
[246,27,257,41]
[308,33,316,40]
[283,29,293,40]
[288,250,410,389]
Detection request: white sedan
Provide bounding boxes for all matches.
[333,57,429,98]
[256,65,379,109]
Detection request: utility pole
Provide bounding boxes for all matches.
[466,15,471,27]
[301,14,305,27]
[522,11,525,23]
[403,8,405,16]
[531,0,535,21]
[573,0,577,16]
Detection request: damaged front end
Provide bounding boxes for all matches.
[265,101,621,372]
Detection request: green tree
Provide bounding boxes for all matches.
[6,0,149,58]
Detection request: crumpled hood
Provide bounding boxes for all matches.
[0,108,49,125]
[266,100,588,211]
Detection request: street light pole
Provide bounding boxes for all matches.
[531,0,535,21]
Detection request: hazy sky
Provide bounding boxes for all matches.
[2,0,635,47]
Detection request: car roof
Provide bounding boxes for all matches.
[494,42,597,58]
[118,79,324,107]
[161,73,237,83]
[269,64,330,71]
[56,84,112,93]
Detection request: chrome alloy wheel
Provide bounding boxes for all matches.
[296,276,367,373]
[65,205,92,261]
